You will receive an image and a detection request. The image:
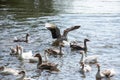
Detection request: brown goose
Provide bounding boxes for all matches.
[45,43,63,56]
[14,33,29,43]
[45,23,80,46]
[70,39,90,56]
[34,53,59,72]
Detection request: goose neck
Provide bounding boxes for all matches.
[19,73,25,80]
[59,46,62,54]
[26,36,29,43]
[37,55,42,66]
[84,40,87,51]
[44,52,48,62]
[80,53,84,63]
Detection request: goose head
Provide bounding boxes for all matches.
[0,66,5,71]
[80,51,84,54]
[34,53,41,58]
[18,71,25,75]
[84,39,90,42]
[26,33,30,37]
[96,63,100,69]
[18,71,26,80]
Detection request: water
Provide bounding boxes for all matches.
[0,0,120,80]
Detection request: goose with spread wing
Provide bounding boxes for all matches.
[45,23,80,46]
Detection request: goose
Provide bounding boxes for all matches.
[45,43,64,56]
[70,39,90,56]
[16,71,31,80]
[14,33,30,43]
[34,53,59,72]
[18,46,33,60]
[10,45,21,55]
[96,64,106,80]
[80,51,98,64]
[80,62,91,75]
[0,66,19,76]
[45,23,80,46]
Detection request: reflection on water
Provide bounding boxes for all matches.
[0,0,120,80]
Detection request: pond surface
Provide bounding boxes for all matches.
[0,0,120,80]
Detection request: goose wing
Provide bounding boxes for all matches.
[62,25,80,38]
[45,23,61,39]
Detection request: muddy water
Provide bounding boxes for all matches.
[0,0,120,80]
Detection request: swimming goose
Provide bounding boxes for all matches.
[80,51,98,64]
[18,46,33,60]
[34,53,59,72]
[45,23,80,46]
[17,71,31,80]
[80,62,91,75]
[96,64,105,80]
[14,33,30,43]
[0,66,19,76]
[10,45,21,55]
[70,39,90,56]
[45,43,63,56]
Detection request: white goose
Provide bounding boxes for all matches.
[18,46,33,60]
[96,64,105,80]
[80,51,98,64]
[0,66,19,76]
[80,62,91,75]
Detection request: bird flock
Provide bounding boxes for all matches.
[0,23,116,80]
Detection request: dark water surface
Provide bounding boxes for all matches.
[0,0,120,80]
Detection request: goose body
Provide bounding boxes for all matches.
[80,51,98,64]
[34,53,59,72]
[14,33,29,43]
[45,44,63,56]
[102,69,116,78]
[45,23,80,46]
[0,66,19,76]
[70,39,90,56]
[18,46,33,60]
